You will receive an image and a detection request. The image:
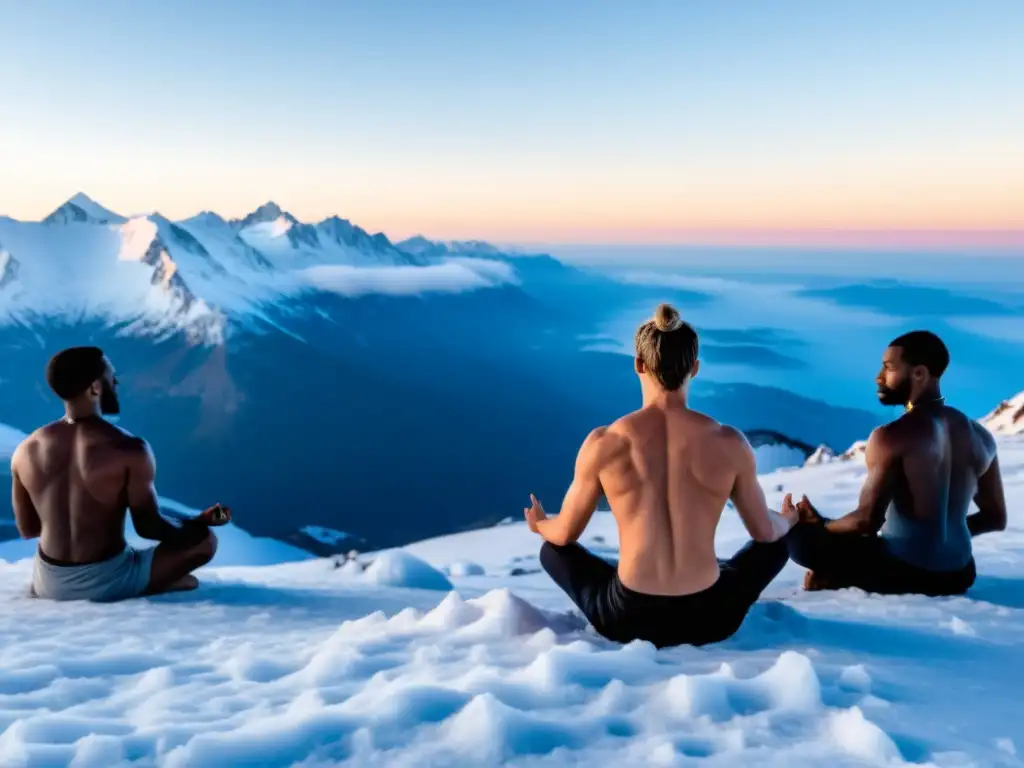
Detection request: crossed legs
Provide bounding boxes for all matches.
[145,528,218,595]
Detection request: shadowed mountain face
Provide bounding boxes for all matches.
[0,293,879,548]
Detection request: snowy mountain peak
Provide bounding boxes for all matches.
[982,391,1024,436]
[397,235,437,255]
[804,444,838,466]
[0,244,20,291]
[231,201,294,230]
[0,198,520,345]
[43,193,126,226]
[186,211,227,227]
[115,217,226,343]
[450,240,502,255]
[118,218,194,298]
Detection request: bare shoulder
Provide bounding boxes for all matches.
[122,433,153,458]
[718,423,752,452]
[110,430,153,473]
[969,417,998,456]
[10,430,38,469]
[585,423,629,457]
[865,421,900,453]
[714,424,758,472]
[11,424,55,466]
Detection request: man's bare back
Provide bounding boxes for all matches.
[598,404,784,595]
[14,418,143,564]
[787,331,1005,596]
[877,405,1001,569]
[523,304,797,648]
[12,346,231,601]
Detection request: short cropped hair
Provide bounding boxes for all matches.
[634,303,699,391]
[45,346,107,401]
[889,331,950,378]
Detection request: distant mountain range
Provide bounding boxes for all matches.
[0,194,882,548]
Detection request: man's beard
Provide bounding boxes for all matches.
[99,382,121,416]
[877,378,912,407]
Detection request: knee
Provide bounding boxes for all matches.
[539,540,572,576]
[539,541,557,572]
[192,530,218,566]
[785,522,813,559]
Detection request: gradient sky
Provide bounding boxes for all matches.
[1,0,1022,246]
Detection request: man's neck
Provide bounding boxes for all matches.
[642,387,687,409]
[63,402,102,424]
[906,385,943,412]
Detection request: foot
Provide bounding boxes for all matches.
[802,570,845,591]
[166,574,200,593]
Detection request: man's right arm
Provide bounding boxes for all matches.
[10,445,42,540]
[126,440,204,543]
[968,424,1007,537]
[727,428,796,542]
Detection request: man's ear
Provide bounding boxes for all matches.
[691,359,700,380]
[911,364,929,384]
[635,356,645,375]
[88,379,103,398]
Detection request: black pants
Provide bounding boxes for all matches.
[539,538,789,648]
[786,521,976,597]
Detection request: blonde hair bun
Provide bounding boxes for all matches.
[654,303,683,332]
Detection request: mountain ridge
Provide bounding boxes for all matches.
[0,193,525,345]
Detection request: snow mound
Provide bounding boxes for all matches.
[0,564,927,768]
[444,560,486,577]
[982,391,1024,436]
[360,550,454,591]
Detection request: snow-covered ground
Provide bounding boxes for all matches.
[1,424,1023,766]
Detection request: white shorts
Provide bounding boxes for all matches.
[32,545,155,602]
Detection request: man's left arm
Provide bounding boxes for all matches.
[11,450,42,540]
[530,428,607,546]
[824,427,898,535]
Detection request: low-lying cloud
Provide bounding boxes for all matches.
[299,258,517,298]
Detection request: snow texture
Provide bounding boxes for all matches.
[1,418,1023,765]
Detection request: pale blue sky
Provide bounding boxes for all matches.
[1,0,1022,244]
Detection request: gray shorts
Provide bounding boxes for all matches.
[32,546,155,602]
